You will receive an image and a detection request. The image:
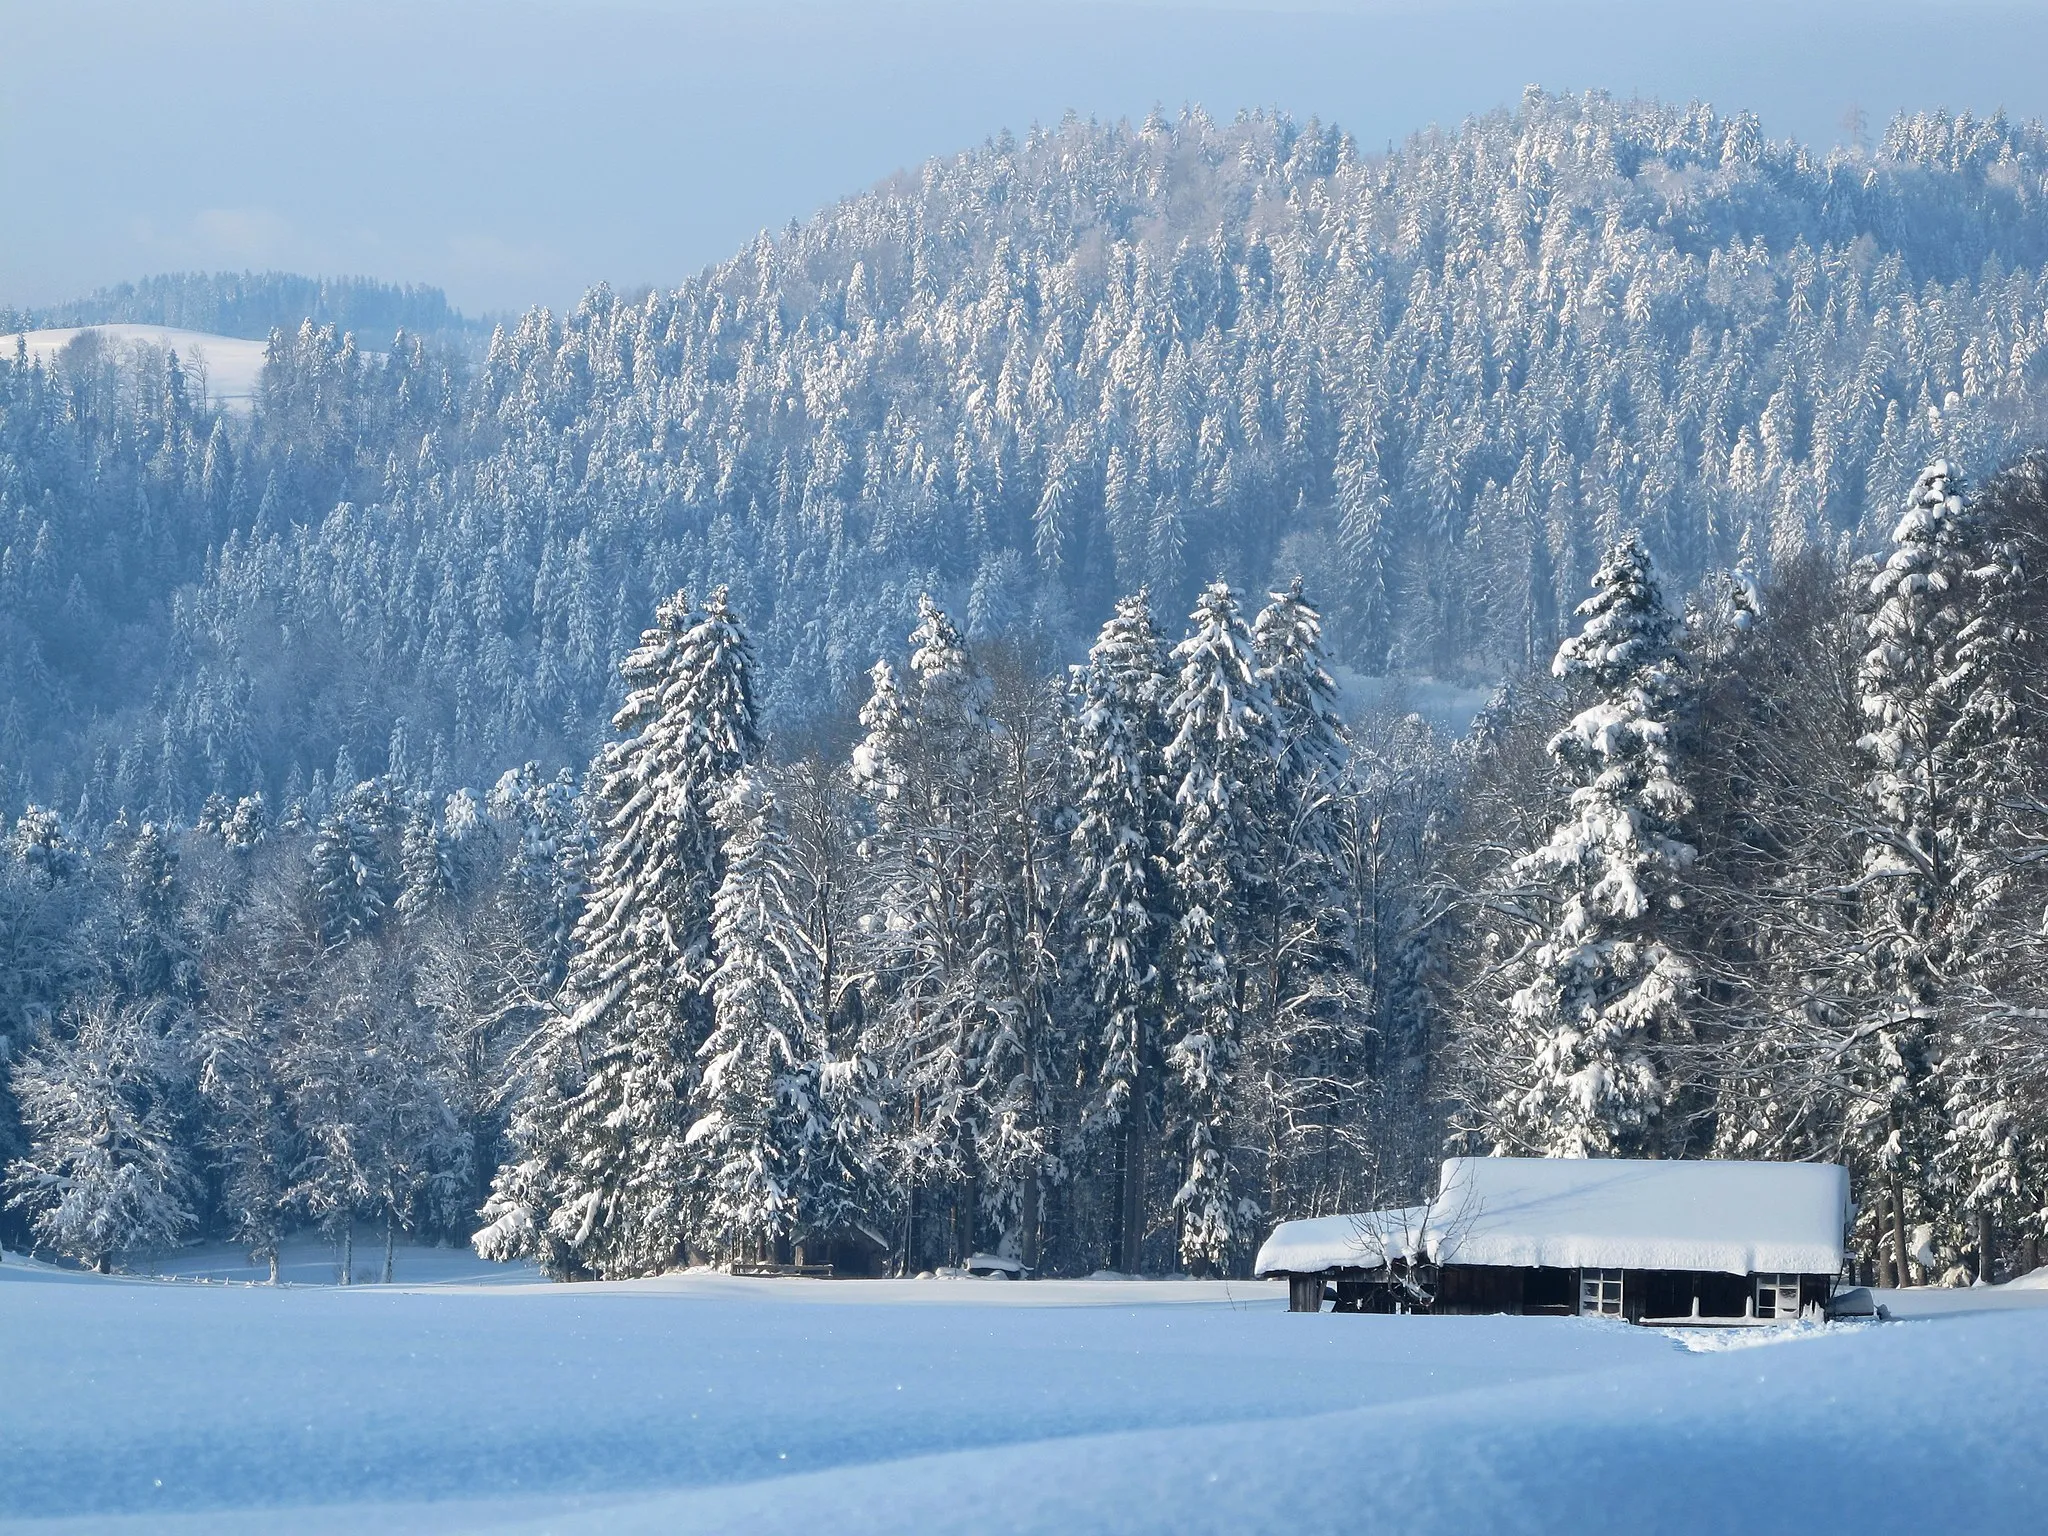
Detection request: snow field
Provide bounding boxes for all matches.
[2,1261,2044,1534]
[8,326,269,408]
[117,1230,542,1287]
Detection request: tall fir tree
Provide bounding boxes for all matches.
[1069,591,1174,1272]
[1483,533,1696,1158]
[1161,581,1277,1272]
[1247,580,1367,1207]
[479,587,758,1278]
[1855,462,2020,1279]
[691,771,818,1261]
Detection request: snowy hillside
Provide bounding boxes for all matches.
[9,325,269,410]
[0,1261,2042,1534]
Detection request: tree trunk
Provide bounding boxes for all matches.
[1120,1114,1146,1275]
[1874,1187,1895,1289]
[956,1176,978,1265]
[95,1253,110,1275]
[1976,1207,1996,1286]
[341,1221,354,1287]
[1888,1173,1911,1288]
[267,1247,279,1286]
[1018,1175,1041,1274]
[384,1209,397,1285]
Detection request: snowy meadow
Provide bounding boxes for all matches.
[2,1254,2043,1534]
[15,83,2048,1536]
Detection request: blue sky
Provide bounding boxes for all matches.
[6,0,2048,315]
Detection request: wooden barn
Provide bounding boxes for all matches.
[1256,1157,1850,1323]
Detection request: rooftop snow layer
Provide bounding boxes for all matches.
[1257,1158,1849,1278]
[1253,1206,1432,1276]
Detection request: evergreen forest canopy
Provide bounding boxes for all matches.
[3,90,2048,1283]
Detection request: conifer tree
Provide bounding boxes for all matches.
[310,782,392,947]
[395,796,453,924]
[1483,533,1696,1158]
[1069,591,1174,1272]
[483,587,758,1277]
[691,771,816,1260]
[1161,581,1276,1271]
[852,596,1003,1265]
[1247,580,1367,1201]
[1854,462,2020,1277]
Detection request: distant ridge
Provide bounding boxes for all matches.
[1,270,485,346]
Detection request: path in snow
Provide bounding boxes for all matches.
[1,1259,2041,1534]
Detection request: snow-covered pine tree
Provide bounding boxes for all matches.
[1161,581,1278,1272]
[117,821,193,1001]
[1069,590,1174,1273]
[486,587,759,1278]
[310,781,393,947]
[851,595,1002,1267]
[1246,579,1368,1208]
[1484,533,1697,1159]
[1855,461,2021,1280]
[1255,579,1350,825]
[395,795,453,924]
[848,660,913,819]
[691,771,816,1261]
[974,647,1069,1272]
[5,996,198,1271]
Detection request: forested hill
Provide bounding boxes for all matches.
[10,90,2048,819]
[0,271,478,345]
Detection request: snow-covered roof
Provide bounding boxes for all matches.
[1251,1206,1432,1277]
[1256,1158,1849,1279]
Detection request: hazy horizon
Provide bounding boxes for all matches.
[8,0,2048,316]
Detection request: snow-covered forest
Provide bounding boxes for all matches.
[5,91,2048,1282]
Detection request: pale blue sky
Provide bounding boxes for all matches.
[6,0,2048,315]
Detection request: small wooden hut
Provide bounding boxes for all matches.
[1256,1157,1849,1323]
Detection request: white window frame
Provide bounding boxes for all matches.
[1579,1267,1623,1317]
[1754,1272,1801,1321]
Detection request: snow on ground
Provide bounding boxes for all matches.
[7,325,270,409]
[1,1258,2042,1535]
[124,1230,541,1287]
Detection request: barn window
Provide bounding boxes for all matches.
[1754,1272,1801,1320]
[1579,1268,1623,1316]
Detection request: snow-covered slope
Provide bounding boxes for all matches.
[8,325,269,409]
[1,1263,2042,1534]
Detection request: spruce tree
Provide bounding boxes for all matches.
[1161,581,1276,1272]
[1248,580,1367,1203]
[852,596,1002,1266]
[310,782,393,948]
[691,771,815,1261]
[1069,591,1174,1272]
[481,587,758,1278]
[1855,462,2020,1278]
[395,796,453,924]
[1486,533,1696,1158]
